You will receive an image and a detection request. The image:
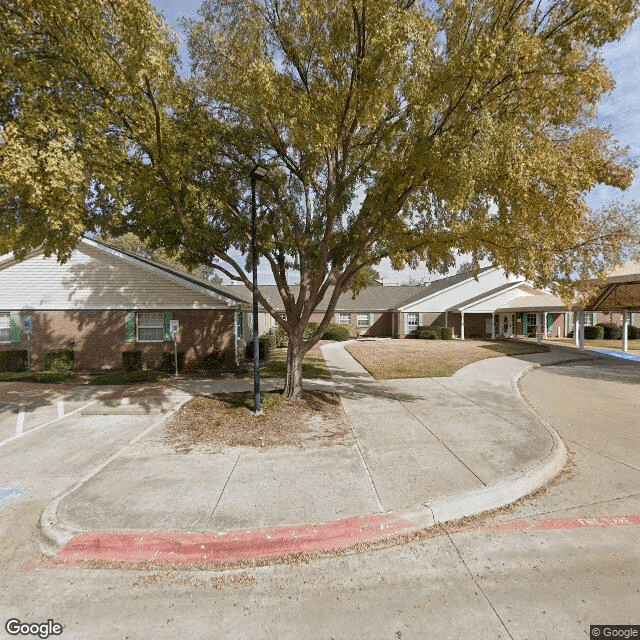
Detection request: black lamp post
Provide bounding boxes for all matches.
[250,164,268,415]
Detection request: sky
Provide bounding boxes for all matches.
[152,0,640,284]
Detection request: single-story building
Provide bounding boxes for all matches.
[0,238,252,372]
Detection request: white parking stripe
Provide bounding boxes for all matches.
[57,401,65,418]
[0,400,100,449]
[15,405,25,437]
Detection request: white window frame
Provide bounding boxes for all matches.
[526,313,537,328]
[357,313,371,327]
[337,313,351,325]
[406,312,419,331]
[136,312,165,343]
[0,312,10,343]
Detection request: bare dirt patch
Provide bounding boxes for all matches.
[165,390,351,451]
[346,339,549,379]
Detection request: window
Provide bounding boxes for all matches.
[357,313,371,327]
[582,312,593,326]
[0,313,10,343]
[137,312,164,342]
[337,313,351,325]
[526,313,537,328]
[406,313,419,330]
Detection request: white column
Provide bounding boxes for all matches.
[575,311,581,347]
[579,312,585,351]
[460,312,465,340]
[537,313,542,345]
[491,313,496,340]
[622,311,629,352]
[444,310,448,327]
[543,312,548,340]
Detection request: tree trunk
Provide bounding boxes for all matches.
[283,337,305,399]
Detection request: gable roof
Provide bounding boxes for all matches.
[447,281,528,312]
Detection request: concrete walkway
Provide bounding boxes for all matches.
[38,342,582,564]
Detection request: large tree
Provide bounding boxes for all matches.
[1,0,638,398]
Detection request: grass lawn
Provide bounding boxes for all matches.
[346,339,549,379]
[257,343,332,379]
[0,371,76,383]
[550,338,640,352]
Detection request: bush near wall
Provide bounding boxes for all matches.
[245,336,273,361]
[0,350,28,372]
[322,323,351,341]
[628,325,640,340]
[43,348,75,372]
[584,325,605,340]
[161,350,185,373]
[274,325,288,347]
[201,350,226,372]
[416,326,453,340]
[122,350,142,372]
[303,322,320,340]
[597,323,621,340]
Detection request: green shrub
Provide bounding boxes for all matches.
[121,350,142,372]
[89,370,166,385]
[628,325,640,340]
[0,350,28,372]
[597,323,621,340]
[441,326,453,340]
[274,325,289,347]
[261,332,277,350]
[245,336,272,360]
[0,371,75,383]
[43,348,75,372]
[584,325,604,340]
[417,326,441,339]
[161,350,185,373]
[303,322,320,340]
[322,323,351,341]
[202,350,226,371]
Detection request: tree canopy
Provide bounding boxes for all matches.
[1,0,639,396]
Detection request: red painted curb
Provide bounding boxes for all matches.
[461,514,640,533]
[58,513,419,564]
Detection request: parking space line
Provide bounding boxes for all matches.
[15,405,25,437]
[0,400,100,449]
[57,401,64,418]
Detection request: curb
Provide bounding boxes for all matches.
[37,393,192,557]
[38,356,568,566]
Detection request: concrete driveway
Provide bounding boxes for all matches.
[0,356,638,639]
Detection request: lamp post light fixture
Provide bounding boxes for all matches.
[250,164,269,415]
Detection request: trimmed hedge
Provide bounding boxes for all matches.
[43,348,75,372]
[161,350,185,373]
[584,325,604,340]
[122,350,142,372]
[90,370,166,385]
[245,335,273,360]
[274,325,288,347]
[322,323,351,341]
[202,350,225,371]
[597,323,622,340]
[416,325,453,340]
[303,322,320,340]
[0,349,28,372]
[0,371,75,383]
[628,325,640,340]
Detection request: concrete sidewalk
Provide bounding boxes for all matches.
[38,342,585,565]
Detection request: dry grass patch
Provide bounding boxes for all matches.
[165,390,351,451]
[550,337,640,352]
[346,339,549,379]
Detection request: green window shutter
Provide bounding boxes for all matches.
[522,314,528,334]
[124,311,136,343]
[164,312,173,341]
[10,313,21,343]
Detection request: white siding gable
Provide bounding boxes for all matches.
[400,269,521,313]
[457,285,535,313]
[0,243,232,310]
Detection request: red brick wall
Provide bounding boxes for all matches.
[0,310,236,372]
[308,312,393,337]
[447,312,493,338]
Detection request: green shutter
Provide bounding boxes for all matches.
[10,313,21,343]
[164,312,173,341]
[522,313,528,334]
[124,311,136,343]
